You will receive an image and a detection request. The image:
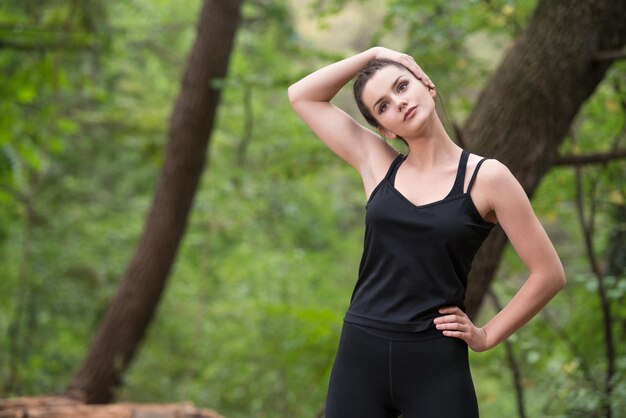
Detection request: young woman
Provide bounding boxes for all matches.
[288,46,566,418]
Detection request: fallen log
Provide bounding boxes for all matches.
[0,396,224,418]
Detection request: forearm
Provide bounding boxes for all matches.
[287,47,378,103]
[482,272,565,349]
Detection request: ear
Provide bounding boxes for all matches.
[378,126,397,139]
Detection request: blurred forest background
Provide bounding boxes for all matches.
[1,0,625,417]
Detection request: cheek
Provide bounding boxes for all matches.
[412,83,429,98]
[380,113,398,128]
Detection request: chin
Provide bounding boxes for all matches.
[401,116,430,136]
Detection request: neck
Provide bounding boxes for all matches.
[402,111,460,170]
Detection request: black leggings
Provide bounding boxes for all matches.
[325,320,479,418]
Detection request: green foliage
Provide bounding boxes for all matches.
[0,0,625,417]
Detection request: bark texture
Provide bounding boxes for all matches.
[64,0,243,403]
[464,0,626,319]
[0,396,223,418]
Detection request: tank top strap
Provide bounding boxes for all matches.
[467,157,489,193]
[386,153,407,184]
[448,149,469,196]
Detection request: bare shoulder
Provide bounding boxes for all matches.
[471,156,515,187]
[465,154,519,225]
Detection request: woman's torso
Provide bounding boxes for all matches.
[343,149,497,332]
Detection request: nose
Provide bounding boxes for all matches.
[396,96,407,112]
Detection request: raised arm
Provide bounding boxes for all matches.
[287,47,432,176]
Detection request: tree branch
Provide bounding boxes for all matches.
[595,49,626,62]
[553,149,626,166]
[488,288,527,418]
[539,307,600,392]
[0,183,29,204]
[572,129,616,418]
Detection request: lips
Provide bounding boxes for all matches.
[404,106,417,121]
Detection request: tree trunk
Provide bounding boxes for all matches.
[464,0,626,319]
[64,0,243,404]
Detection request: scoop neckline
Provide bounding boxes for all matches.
[385,178,467,209]
[382,180,497,226]
[388,152,465,209]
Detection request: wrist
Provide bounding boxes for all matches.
[482,326,498,350]
[368,46,381,60]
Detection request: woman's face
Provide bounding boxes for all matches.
[361,65,436,140]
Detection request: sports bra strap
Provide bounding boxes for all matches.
[467,158,489,193]
[386,153,407,183]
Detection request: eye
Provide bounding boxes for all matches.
[379,102,388,113]
[398,81,408,91]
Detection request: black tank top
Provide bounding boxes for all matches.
[343,149,496,332]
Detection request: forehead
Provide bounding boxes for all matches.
[362,65,412,106]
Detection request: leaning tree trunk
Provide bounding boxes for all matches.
[64,0,243,404]
[464,0,626,319]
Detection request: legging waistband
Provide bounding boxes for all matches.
[343,320,446,342]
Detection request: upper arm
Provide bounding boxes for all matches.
[483,160,566,286]
[288,94,395,174]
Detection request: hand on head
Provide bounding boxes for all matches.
[372,46,436,90]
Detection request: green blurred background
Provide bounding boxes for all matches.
[1,0,625,417]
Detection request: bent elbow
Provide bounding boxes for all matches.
[550,261,567,291]
[554,269,567,291]
[287,84,301,104]
[540,269,566,294]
